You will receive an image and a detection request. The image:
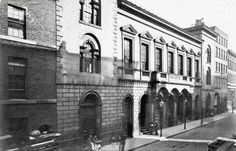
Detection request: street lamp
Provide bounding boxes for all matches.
[159,100,164,137]
[183,99,188,130]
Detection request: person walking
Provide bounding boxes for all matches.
[119,114,127,151]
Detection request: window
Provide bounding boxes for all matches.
[187,57,192,77]
[216,47,218,57]
[141,43,149,71]
[206,67,211,85]
[168,51,174,73]
[8,57,27,99]
[80,40,100,73]
[124,38,133,70]
[178,54,183,75]
[195,60,199,78]
[207,45,211,63]
[155,47,162,72]
[79,0,101,26]
[216,62,218,72]
[8,5,26,38]
[221,63,223,73]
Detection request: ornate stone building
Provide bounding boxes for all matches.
[56,0,203,145]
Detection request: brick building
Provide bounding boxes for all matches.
[0,0,57,143]
[56,0,203,145]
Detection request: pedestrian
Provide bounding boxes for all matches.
[154,113,159,135]
[119,114,127,151]
[118,134,126,151]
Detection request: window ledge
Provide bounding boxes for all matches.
[0,99,56,105]
[79,20,102,30]
[0,35,56,50]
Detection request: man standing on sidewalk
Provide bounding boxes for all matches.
[119,114,127,151]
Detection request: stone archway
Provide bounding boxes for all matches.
[123,95,134,137]
[170,88,180,125]
[177,94,184,123]
[195,95,200,120]
[157,87,169,128]
[167,94,174,127]
[80,90,101,139]
[140,94,150,129]
[214,93,220,114]
[206,93,211,117]
[186,95,192,120]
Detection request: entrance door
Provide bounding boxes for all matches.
[123,96,133,137]
[81,93,100,139]
[177,95,183,123]
[140,95,149,128]
[82,105,97,135]
[167,95,174,127]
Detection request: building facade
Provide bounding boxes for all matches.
[56,0,203,145]
[228,50,236,112]
[0,0,57,143]
[185,20,229,117]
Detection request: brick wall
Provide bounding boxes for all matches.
[0,43,56,100]
[57,83,149,144]
[1,103,56,136]
[0,0,56,47]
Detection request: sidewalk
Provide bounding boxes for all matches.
[99,111,234,151]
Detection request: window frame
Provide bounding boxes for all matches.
[155,46,163,72]
[80,40,101,74]
[206,45,211,63]
[8,56,27,99]
[141,42,149,71]
[79,0,101,26]
[167,50,174,74]
[7,4,26,39]
[206,67,211,85]
[195,59,200,78]
[187,57,192,77]
[178,54,184,75]
[122,34,135,74]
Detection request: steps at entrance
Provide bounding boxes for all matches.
[141,127,150,135]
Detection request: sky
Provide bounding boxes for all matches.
[130,0,236,51]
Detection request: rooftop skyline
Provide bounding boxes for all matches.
[130,0,236,51]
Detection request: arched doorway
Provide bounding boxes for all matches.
[195,95,200,120]
[157,88,169,128]
[140,94,149,129]
[186,95,192,120]
[206,93,211,117]
[123,95,133,137]
[166,94,174,127]
[80,91,101,139]
[177,95,183,123]
[214,93,220,114]
[170,88,180,125]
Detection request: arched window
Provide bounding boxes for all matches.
[206,67,211,85]
[207,45,211,63]
[80,35,100,73]
[79,0,101,26]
